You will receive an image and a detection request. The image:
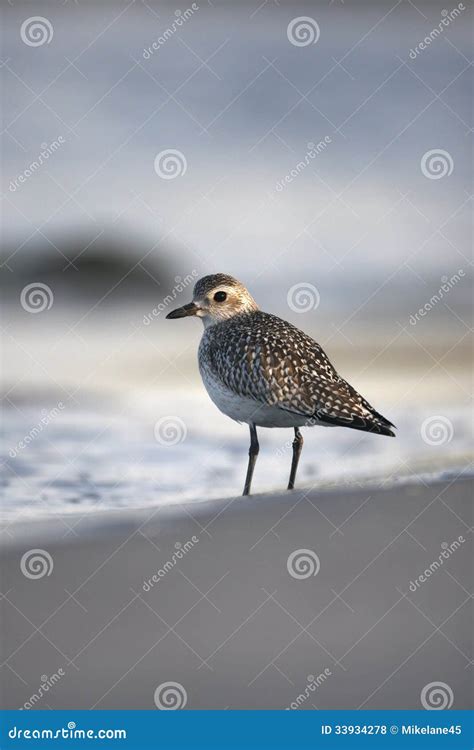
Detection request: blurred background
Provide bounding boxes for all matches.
[1,0,472,520]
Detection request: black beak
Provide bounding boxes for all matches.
[166,302,199,319]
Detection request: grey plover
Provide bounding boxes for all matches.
[167,274,395,495]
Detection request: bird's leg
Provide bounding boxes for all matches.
[288,427,304,490]
[243,423,259,496]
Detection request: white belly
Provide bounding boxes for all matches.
[200,368,309,428]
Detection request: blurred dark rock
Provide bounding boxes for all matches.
[1,228,179,305]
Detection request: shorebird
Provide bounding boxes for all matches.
[167,274,395,495]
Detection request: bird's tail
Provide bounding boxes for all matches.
[367,408,396,437]
[314,381,397,436]
[317,411,396,436]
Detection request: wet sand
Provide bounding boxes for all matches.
[1,476,472,710]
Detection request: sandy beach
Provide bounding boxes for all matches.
[1,475,472,711]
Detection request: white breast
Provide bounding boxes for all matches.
[199,364,309,428]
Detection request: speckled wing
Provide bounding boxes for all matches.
[202,311,395,435]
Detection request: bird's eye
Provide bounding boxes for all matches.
[213,291,227,302]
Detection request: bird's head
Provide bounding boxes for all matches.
[166,274,258,327]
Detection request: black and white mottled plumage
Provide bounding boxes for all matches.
[167,273,395,495]
[199,310,395,435]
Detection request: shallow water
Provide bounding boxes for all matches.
[2,390,471,522]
